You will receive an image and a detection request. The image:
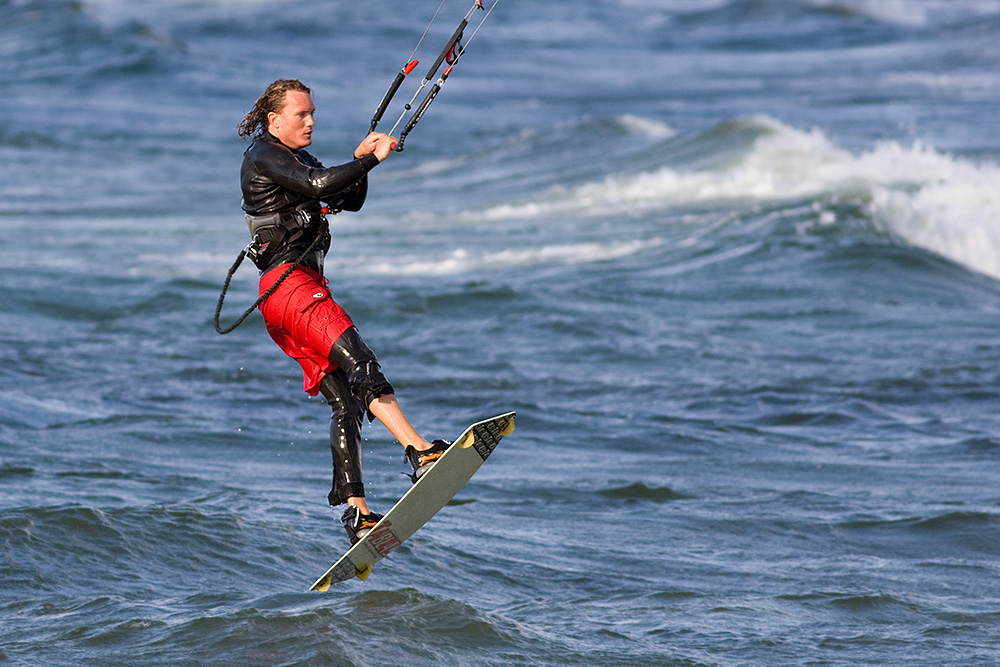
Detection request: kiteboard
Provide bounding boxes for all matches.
[309,411,516,591]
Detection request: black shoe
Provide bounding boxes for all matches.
[341,505,383,546]
[404,439,452,483]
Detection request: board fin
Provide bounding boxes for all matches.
[457,432,475,449]
[313,575,332,593]
[355,564,372,581]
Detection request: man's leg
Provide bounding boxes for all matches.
[318,369,367,511]
[318,368,382,543]
[368,394,432,451]
[328,327,433,452]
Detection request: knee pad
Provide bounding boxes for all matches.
[348,360,394,410]
[329,327,395,415]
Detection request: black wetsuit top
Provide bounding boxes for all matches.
[240,132,380,273]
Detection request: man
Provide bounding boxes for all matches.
[237,79,449,545]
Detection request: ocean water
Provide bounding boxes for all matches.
[3,0,1000,664]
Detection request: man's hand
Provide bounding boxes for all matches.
[355,132,399,162]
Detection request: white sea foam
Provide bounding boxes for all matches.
[329,238,664,276]
[480,117,859,220]
[740,123,1000,280]
[884,71,1000,96]
[485,116,1000,280]
[869,161,1000,279]
[810,0,1000,26]
[808,0,927,26]
[617,115,677,139]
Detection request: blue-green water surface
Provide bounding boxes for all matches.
[3,1,1000,665]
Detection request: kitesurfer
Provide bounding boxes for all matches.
[237,79,449,545]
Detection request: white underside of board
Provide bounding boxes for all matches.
[310,411,515,591]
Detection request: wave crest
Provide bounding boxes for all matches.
[486,116,1000,280]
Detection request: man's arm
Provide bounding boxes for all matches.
[251,141,379,200]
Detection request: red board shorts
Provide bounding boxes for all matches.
[258,264,354,396]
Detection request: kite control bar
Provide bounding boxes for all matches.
[369,0,499,151]
[370,59,419,133]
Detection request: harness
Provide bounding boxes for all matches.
[244,202,329,271]
[214,202,336,335]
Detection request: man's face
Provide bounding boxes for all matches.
[268,90,315,149]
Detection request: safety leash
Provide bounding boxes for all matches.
[213,220,327,335]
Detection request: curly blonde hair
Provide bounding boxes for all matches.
[238,79,311,140]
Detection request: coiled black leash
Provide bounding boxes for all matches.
[213,223,327,335]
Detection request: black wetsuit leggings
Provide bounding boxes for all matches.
[318,326,394,506]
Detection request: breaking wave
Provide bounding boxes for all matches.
[483,116,1000,280]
